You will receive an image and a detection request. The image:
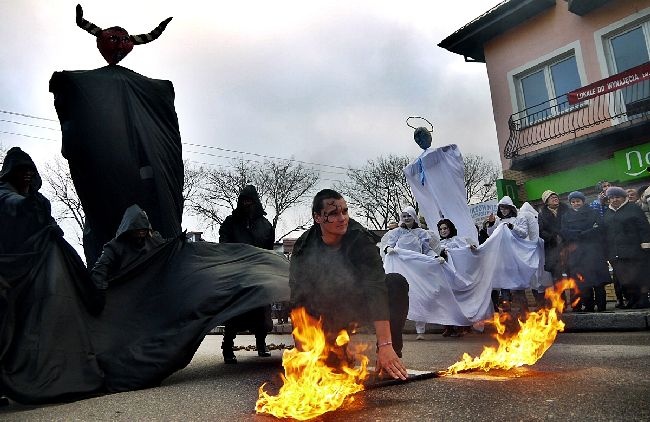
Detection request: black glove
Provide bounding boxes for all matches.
[507,223,514,230]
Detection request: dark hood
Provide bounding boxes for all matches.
[235,184,266,217]
[0,147,42,192]
[115,204,152,238]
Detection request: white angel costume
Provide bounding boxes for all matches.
[403,144,478,246]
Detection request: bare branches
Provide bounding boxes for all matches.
[41,157,85,245]
[463,154,501,204]
[186,158,320,231]
[337,155,416,230]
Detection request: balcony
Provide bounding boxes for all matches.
[504,72,650,161]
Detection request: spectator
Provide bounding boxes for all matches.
[560,191,609,312]
[589,181,611,217]
[218,185,275,364]
[602,187,650,309]
[539,190,570,280]
[380,206,433,340]
[290,189,409,380]
[626,188,639,204]
[637,185,650,224]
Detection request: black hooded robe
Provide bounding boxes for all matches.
[0,147,104,404]
[49,66,184,266]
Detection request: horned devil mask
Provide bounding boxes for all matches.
[76,4,172,65]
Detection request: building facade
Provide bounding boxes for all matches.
[440,0,650,202]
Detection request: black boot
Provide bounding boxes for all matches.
[256,335,271,357]
[222,336,237,364]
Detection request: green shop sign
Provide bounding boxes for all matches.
[614,142,650,178]
[524,141,650,200]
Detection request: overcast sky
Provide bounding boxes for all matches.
[1,0,501,239]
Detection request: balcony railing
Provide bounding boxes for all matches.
[504,79,650,159]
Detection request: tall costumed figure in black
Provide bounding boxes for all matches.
[50,5,181,266]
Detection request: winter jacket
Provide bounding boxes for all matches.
[560,206,609,287]
[603,201,650,261]
[219,185,274,250]
[289,218,389,333]
[538,202,570,275]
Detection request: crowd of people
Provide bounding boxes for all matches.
[378,180,650,343]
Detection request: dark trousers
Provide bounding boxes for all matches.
[579,285,607,311]
[222,306,272,353]
[385,273,409,357]
[611,258,650,308]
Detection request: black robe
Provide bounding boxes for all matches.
[0,148,104,404]
[49,65,184,266]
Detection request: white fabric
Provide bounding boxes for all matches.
[469,224,539,289]
[518,202,553,289]
[383,225,541,326]
[404,144,478,246]
[380,227,434,257]
[518,202,540,242]
[384,247,493,326]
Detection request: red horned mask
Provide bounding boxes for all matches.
[75,4,172,65]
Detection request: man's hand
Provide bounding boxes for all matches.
[376,345,407,380]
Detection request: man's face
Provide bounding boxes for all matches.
[400,212,414,228]
[499,205,511,216]
[609,195,626,210]
[570,198,584,210]
[314,198,349,238]
[626,189,638,202]
[97,28,134,64]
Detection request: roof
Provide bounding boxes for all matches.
[438,0,556,62]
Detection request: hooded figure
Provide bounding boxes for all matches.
[219,185,274,249]
[0,147,54,253]
[90,204,165,293]
[0,148,104,404]
[218,185,275,364]
[380,206,435,338]
[380,206,435,257]
[486,196,528,239]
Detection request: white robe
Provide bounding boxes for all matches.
[403,144,478,246]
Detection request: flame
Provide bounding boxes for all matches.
[444,278,577,375]
[255,307,369,420]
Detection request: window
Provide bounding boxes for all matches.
[516,55,582,124]
[606,21,650,115]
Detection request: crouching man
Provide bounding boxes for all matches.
[289,189,409,380]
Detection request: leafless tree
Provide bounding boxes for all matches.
[463,153,501,204]
[41,157,85,245]
[187,158,319,232]
[257,160,319,229]
[337,155,417,230]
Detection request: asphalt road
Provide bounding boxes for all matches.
[2,330,649,421]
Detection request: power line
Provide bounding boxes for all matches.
[0,109,351,172]
[183,142,348,171]
[0,109,58,122]
[0,119,59,131]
